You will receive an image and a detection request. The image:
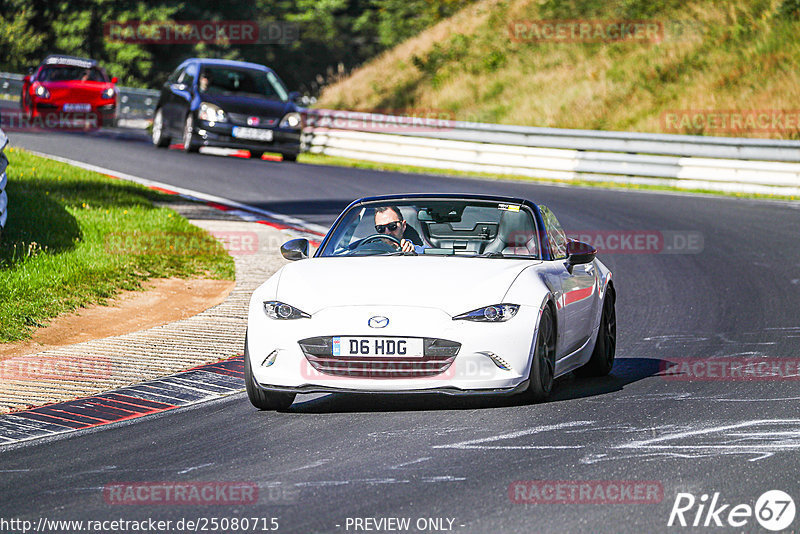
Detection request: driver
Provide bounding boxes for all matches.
[374,206,425,254]
[199,72,212,92]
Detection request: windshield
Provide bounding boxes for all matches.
[198,66,288,101]
[318,199,540,258]
[38,66,107,82]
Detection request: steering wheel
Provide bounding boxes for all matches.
[359,233,403,250]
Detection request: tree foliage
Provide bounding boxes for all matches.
[0,0,474,92]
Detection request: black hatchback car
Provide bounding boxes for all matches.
[152,58,302,161]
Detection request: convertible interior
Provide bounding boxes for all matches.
[342,202,540,258]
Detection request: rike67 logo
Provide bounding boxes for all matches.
[668,490,795,531]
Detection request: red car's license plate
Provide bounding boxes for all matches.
[63,103,91,112]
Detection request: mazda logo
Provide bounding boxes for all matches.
[368,316,389,328]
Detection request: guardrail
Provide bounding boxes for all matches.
[0,72,159,128]
[304,110,800,196]
[0,126,8,236]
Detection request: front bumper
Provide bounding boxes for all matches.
[247,304,539,394]
[195,119,301,154]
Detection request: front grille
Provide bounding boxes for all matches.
[227,112,278,127]
[299,336,461,378]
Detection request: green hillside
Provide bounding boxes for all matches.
[317,0,800,138]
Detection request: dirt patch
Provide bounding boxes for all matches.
[0,278,235,360]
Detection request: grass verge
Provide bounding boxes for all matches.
[297,152,800,202]
[0,148,235,342]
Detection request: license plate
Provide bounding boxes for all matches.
[333,337,424,358]
[232,126,273,141]
[63,103,91,112]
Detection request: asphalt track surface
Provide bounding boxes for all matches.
[2,125,800,534]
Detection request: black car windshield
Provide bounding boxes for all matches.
[198,66,288,101]
[38,66,106,82]
[318,199,540,259]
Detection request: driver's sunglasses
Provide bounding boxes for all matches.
[375,221,402,233]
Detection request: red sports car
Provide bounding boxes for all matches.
[21,55,118,128]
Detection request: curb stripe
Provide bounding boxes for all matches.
[0,356,245,448]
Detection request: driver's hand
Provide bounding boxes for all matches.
[400,239,415,253]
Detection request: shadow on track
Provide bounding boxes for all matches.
[286,357,665,414]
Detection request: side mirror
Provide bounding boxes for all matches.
[566,240,596,274]
[287,91,302,104]
[23,75,31,84]
[111,76,118,84]
[281,238,309,261]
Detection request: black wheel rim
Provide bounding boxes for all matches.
[604,298,616,364]
[537,311,555,392]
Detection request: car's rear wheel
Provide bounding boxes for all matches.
[281,153,298,162]
[574,289,616,377]
[183,114,199,153]
[152,108,170,147]
[244,334,296,410]
[523,306,556,402]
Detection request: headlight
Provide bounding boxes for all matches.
[279,112,302,129]
[198,102,227,123]
[263,301,310,320]
[453,304,519,322]
[34,85,50,99]
[101,87,115,99]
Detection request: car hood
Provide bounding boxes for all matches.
[40,81,113,102]
[273,256,539,316]
[200,93,292,118]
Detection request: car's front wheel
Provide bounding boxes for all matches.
[574,289,616,377]
[183,114,199,153]
[244,335,296,410]
[523,306,556,402]
[152,108,170,147]
[281,153,298,162]
[249,150,265,159]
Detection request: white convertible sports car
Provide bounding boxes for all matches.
[245,194,616,410]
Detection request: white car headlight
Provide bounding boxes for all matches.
[101,87,115,99]
[453,304,519,322]
[264,301,310,320]
[198,102,227,123]
[279,112,302,129]
[34,85,50,99]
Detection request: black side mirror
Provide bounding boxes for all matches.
[566,240,596,274]
[281,238,309,261]
[287,91,302,104]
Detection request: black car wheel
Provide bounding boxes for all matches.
[282,153,298,162]
[244,333,296,410]
[250,150,265,159]
[152,109,170,147]
[183,114,199,153]
[523,306,556,402]
[574,289,616,377]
